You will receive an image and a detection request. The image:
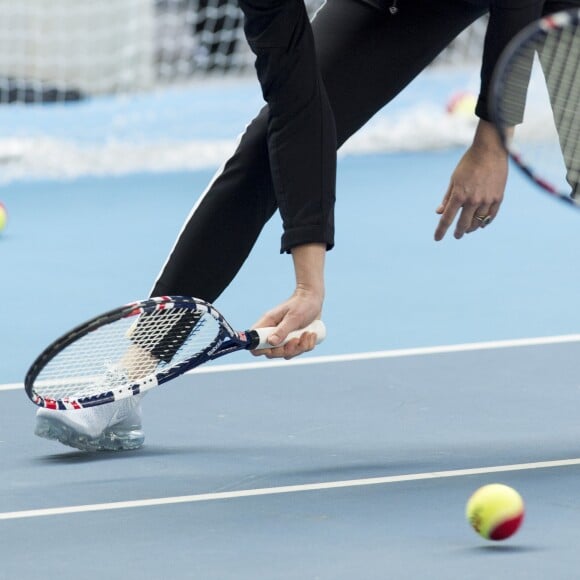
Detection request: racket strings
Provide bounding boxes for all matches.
[128,308,203,363]
[496,16,579,196]
[540,24,580,193]
[33,307,221,400]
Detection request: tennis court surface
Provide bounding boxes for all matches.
[2,337,580,579]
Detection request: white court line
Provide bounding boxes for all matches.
[2,458,580,521]
[189,333,580,374]
[3,333,580,393]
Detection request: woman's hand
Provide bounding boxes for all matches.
[251,243,325,360]
[435,119,508,241]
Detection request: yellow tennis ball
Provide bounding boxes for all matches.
[446,91,477,118]
[466,484,524,541]
[0,202,7,234]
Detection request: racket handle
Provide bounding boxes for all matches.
[250,320,326,350]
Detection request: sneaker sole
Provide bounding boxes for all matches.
[35,415,144,452]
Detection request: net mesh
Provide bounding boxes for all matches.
[32,306,221,402]
[0,0,487,102]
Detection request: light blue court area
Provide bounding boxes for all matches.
[2,149,580,383]
[1,67,580,384]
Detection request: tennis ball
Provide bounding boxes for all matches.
[466,484,524,541]
[446,91,477,118]
[0,202,7,234]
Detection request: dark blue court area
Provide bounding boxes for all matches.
[2,339,580,579]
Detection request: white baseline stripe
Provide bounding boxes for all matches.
[3,333,580,392]
[2,458,580,521]
[189,333,580,375]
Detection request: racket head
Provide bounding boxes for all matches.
[491,8,580,204]
[25,296,243,410]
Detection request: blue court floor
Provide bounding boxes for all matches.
[2,339,580,579]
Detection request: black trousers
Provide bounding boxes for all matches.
[238,0,337,253]
[150,0,561,302]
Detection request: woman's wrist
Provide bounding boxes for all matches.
[291,242,326,299]
[472,119,506,154]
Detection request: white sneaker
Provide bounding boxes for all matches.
[34,396,144,452]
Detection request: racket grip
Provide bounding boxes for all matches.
[250,320,326,350]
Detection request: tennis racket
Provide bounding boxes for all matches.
[25,296,326,410]
[491,8,580,204]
